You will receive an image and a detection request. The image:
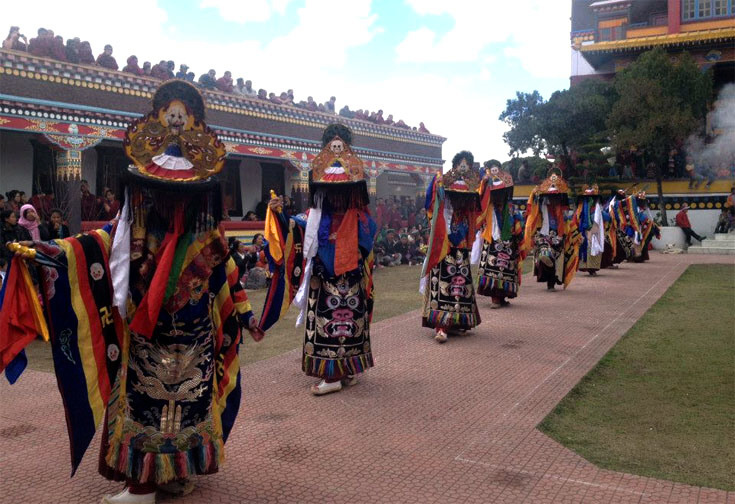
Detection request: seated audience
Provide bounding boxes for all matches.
[96,44,118,70]
[78,40,95,64]
[3,26,28,50]
[198,69,217,89]
[122,55,143,75]
[216,70,234,92]
[175,64,189,79]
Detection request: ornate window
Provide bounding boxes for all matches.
[682,0,732,20]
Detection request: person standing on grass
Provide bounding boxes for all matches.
[676,203,705,246]
[420,151,482,343]
[260,123,377,396]
[475,162,525,308]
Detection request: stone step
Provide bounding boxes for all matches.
[687,242,735,255]
[714,233,735,242]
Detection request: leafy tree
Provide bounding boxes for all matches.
[607,48,713,223]
[498,90,546,157]
[539,79,616,169]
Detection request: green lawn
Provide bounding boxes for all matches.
[539,264,735,490]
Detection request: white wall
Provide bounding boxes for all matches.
[571,47,596,77]
[0,131,34,195]
[238,157,263,215]
[680,209,721,237]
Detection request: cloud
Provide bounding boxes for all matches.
[397,0,570,79]
[199,0,297,24]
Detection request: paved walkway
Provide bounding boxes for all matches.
[1,254,733,504]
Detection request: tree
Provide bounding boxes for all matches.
[539,79,616,171]
[607,48,713,223]
[498,90,546,157]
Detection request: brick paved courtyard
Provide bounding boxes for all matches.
[1,254,733,503]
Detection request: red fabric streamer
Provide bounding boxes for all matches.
[128,205,185,338]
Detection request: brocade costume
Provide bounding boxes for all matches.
[0,81,260,492]
[522,172,581,290]
[476,165,525,305]
[575,185,605,275]
[421,151,481,337]
[610,191,660,263]
[260,124,377,384]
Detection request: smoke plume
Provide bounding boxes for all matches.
[684,83,735,172]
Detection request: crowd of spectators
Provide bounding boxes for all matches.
[373,196,429,267]
[3,24,431,132]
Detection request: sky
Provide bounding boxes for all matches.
[6,0,572,168]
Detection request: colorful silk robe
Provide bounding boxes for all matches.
[610,196,660,262]
[575,198,605,272]
[522,193,581,288]
[421,176,481,330]
[15,225,252,483]
[476,184,525,299]
[261,205,376,380]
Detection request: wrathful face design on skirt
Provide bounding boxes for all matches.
[316,275,366,339]
[422,247,480,330]
[303,262,373,379]
[477,239,520,298]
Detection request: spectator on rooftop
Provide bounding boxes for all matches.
[28,27,51,57]
[78,40,94,64]
[395,119,407,128]
[375,109,385,124]
[268,92,283,104]
[325,96,336,113]
[385,114,394,125]
[242,80,256,97]
[233,78,246,95]
[185,71,195,82]
[419,122,430,133]
[304,96,317,111]
[51,35,66,61]
[96,44,118,70]
[166,60,175,79]
[198,69,217,89]
[281,91,294,105]
[175,64,188,79]
[122,55,143,75]
[142,61,152,76]
[65,37,80,63]
[151,60,169,80]
[257,88,267,100]
[3,26,28,51]
[339,105,355,118]
[216,70,234,92]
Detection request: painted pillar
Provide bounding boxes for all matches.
[56,149,83,233]
[291,155,311,212]
[668,0,681,34]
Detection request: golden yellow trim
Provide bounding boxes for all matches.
[581,27,735,52]
[626,26,668,38]
[680,18,735,32]
[599,18,627,29]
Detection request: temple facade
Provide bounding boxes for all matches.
[571,0,734,88]
[0,48,445,229]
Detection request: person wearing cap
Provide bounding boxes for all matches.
[676,203,705,246]
[420,151,482,343]
[261,123,377,396]
[2,81,263,503]
[521,171,582,291]
[476,161,525,307]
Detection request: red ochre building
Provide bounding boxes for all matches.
[0,47,445,239]
[571,0,734,88]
